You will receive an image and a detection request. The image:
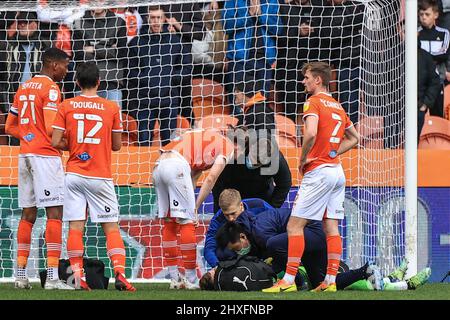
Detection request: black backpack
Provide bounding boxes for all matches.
[39,258,109,289]
[214,255,276,291]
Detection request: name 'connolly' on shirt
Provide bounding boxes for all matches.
[319,98,342,110]
[71,101,105,110]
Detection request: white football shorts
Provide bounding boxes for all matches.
[18,155,64,208]
[291,165,346,221]
[153,153,196,221]
[63,173,119,223]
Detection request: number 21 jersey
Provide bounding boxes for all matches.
[10,75,62,156]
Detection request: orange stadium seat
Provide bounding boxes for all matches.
[356,116,384,149]
[177,115,191,129]
[191,78,230,119]
[419,115,450,149]
[275,134,298,149]
[443,84,450,120]
[275,114,299,146]
[121,112,139,145]
[196,114,238,132]
[152,115,193,147]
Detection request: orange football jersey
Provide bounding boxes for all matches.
[302,92,353,174]
[163,129,234,171]
[10,75,62,156]
[52,95,123,179]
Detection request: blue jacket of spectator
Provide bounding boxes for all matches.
[127,24,192,99]
[204,198,274,268]
[222,0,284,65]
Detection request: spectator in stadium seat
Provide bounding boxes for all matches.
[191,7,227,85]
[110,4,143,114]
[317,0,364,125]
[418,0,449,118]
[438,0,450,31]
[72,7,127,108]
[233,75,275,133]
[127,5,192,146]
[222,0,284,104]
[1,12,50,117]
[110,6,143,45]
[37,0,87,99]
[275,0,320,123]
[418,47,441,142]
[161,1,205,122]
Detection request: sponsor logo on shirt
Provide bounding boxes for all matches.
[39,195,60,203]
[303,101,310,112]
[23,133,35,142]
[76,152,92,161]
[44,190,51,196]
[329,150,337,158]
[97,213,118,219]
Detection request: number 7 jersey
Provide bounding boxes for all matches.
[302,92,353,174]
[52,95,123,179]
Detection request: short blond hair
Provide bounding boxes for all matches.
[219,189,241,211]
[301,61,332,87]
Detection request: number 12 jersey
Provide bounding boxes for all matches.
[53,95,123,180]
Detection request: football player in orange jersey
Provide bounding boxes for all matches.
[51,62,135,292]
[263,62,360,293]
[153,128,235,289]
[5,47,72,290]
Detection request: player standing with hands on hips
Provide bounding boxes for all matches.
[263,62,360,293]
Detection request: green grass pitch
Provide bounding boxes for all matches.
[0,283,449,300]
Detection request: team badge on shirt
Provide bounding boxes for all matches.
[49,89,59,102]
[329,150,337,158]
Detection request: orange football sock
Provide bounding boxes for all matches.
[325,235,342,284]
[180,223,197,282]
[45,219,62,268]
[162,219,180,268]
[285,235,305,282]
[180,223,197,270]
[17,220,33,268]
[67,229,84,277]
[106,229,126,275]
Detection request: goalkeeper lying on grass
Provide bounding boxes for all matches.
[201,219,430,291]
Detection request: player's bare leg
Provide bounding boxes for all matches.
[15,207,37,289]
[102,222,136,292]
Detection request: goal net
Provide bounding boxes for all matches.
[0,0,412,282]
